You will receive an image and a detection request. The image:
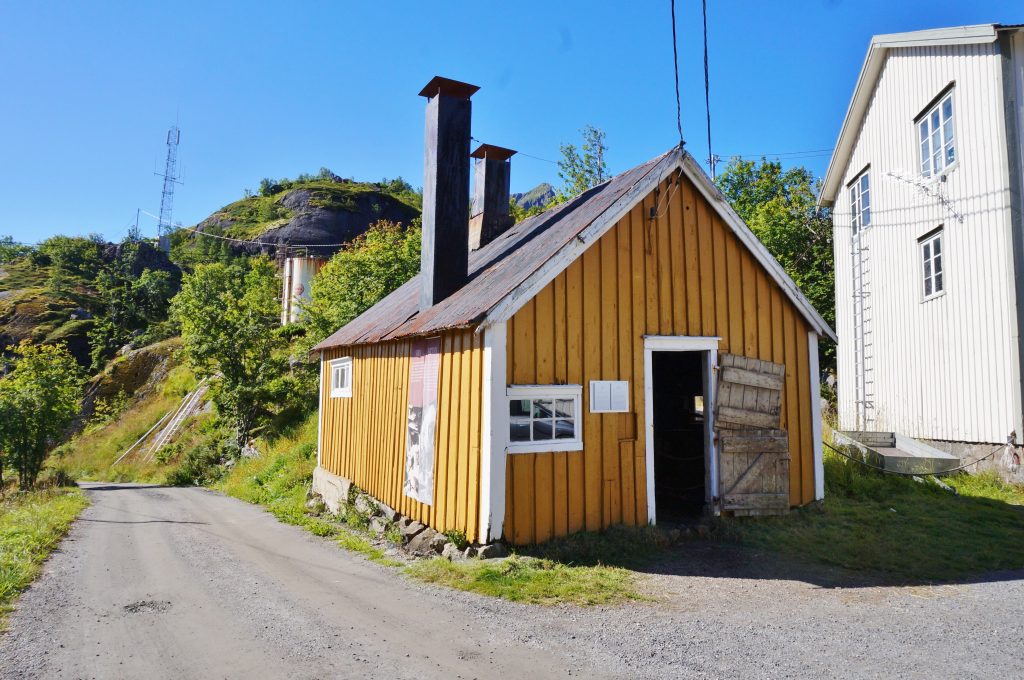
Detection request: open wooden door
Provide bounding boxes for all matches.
[714,353,790,516]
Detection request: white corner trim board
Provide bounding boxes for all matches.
[480,322,508,543]
[808,331,824,501]
[316,350,325,468]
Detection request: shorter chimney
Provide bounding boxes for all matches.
[469,144,516,250]
[418,76,479,311]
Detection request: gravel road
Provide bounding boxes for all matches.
[2,483,1022,679]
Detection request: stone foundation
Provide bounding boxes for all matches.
[310,465,508,560]
[919,439,1023,483]
[312,465,353,515]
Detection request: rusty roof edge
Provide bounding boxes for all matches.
[480,147,683,328]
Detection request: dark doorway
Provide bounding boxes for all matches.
[652,351,708,522]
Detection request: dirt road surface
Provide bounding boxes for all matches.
[2,483,1022,679]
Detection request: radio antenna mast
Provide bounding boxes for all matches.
[156,126,182,252]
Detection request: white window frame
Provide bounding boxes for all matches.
[329,356,352,398]
[920,229,945,301]
[918,90,956,178]
[850,169,871,234]
[506,384,583,454]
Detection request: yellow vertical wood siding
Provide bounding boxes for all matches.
[504,174,816,545]
[319,328,485,543]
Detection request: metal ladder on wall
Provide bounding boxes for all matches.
[851,227,874,430]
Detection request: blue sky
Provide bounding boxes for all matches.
[0,1,1016,243]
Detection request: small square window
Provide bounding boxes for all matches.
[506,385,583,453]
[920,230,945,300]
[330,357,352,398]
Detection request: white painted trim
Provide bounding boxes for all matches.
[642,336,721,524]
[642,335,722,351]
[808,332,824,501]
[506,384,583,454]
[479,322,508,542]
[329,356,352,398]
[316,350,325,468]
[507,384,583,397]
[484,149,684,326]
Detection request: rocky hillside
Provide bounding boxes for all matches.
[513,183,556,210]
[187,176,421,256]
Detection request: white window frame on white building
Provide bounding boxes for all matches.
[506,384,583,453]
[919,228,945,300]
[850,169,871,234]
[330,356,353,398]
[917,88,956,178]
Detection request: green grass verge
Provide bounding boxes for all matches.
[725,452,1024,582]
[0,487,89,629]
[406,556,646,605]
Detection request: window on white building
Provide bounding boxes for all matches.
[850,170,871,233]
[507,384,582,453]
[918,91,956,177]
[920,230,944,299]
[330,357,352,398]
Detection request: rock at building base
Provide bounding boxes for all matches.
[407,528,439,555]
[442,543,464,561]
[374,500,399,521]
[369,516,389,537]
[305,498,326,515]
[354,494,377,517]
[476,543,508,559]
[428,532,448,554]
[399,519,427,542]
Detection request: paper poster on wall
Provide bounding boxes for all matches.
[403,336,441,505]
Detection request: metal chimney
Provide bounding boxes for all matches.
[469,143,516,250]
[418,76,479,311]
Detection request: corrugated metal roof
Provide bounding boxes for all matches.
[314,150,674,349]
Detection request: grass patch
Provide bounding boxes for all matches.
[406,555,646,606]
[725,451,1024,582]
[406,524,672,606]
[0,487,89,629]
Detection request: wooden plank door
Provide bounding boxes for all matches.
[714,353,790,516]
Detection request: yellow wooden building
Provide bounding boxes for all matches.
[312,77,835,546]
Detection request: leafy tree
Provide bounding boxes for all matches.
[37,234,106,288]
[0,236,32,264]
[258,178,280,197]
[716,157,835,364]
[170,257,292,445]
[88,240,179,368]
[303,220,421,346]
[0,342,84,488]
[556,125,608,201]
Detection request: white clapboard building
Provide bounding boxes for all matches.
[819,24,1024,473]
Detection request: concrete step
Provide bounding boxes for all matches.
[833,431,960,475]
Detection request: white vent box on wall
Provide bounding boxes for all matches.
[589,380,629,413]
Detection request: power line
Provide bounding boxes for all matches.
[702,0,714,178]
[470,136,557,165]
[670,0,684,147]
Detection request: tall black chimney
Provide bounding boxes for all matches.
[418,76,479,311]
[469,143,516,250]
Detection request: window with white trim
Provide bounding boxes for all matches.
[918,91,956,177]
[850,170,870,234]
[920,230,944,299]
[507,385,582,453]
[330,357,352,398]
